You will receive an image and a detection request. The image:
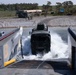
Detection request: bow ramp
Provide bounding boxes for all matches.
[0,27,23,68]
[0,27,76,75]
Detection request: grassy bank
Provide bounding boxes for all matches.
[0,11,16,18]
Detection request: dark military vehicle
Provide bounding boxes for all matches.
[16,10,32,19]
[30,23,51,55]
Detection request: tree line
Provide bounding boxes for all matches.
[42,1,76,15]
[55,1,76,15]
[0,3,39,11]
[0,1,76,15]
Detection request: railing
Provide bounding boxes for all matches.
[0,27,23,68]
[68,28,76,70]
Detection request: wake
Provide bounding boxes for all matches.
[22,32,68,60]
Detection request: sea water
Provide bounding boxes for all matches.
[22,31,69,60]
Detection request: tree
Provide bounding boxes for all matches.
[56,2,62,14]
[47,1,51,6]
[62,1,73,14]
[47,1,52,11]
[62,1,73,7]
[42,1,52,16]
[56,2,62,7]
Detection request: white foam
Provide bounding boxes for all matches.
[22,32,68,60]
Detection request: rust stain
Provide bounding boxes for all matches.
[4,44,9,59]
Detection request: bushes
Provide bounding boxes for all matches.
[0,11,16,17]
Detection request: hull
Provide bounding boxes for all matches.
[0,27,23,68]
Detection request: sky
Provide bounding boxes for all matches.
[0,0,76,5]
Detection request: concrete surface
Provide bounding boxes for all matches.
[0,16,76,28]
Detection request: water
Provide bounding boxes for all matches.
[22,30,69,60]
[0,27,76,61]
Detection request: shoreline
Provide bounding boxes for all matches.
[0,16,76,28]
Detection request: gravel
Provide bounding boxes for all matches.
[0,16,76,28]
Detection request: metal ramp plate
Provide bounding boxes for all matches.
[0,60,75,75]
[8,60,53,69]
[8,60,69,70]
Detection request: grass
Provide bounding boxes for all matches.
[0,11,16,18]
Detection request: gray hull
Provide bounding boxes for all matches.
[0,27,23,68]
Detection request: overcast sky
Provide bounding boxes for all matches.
[0,0,76,5]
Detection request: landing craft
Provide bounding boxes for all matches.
[0,27,76,75]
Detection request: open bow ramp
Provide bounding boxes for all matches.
[0,28,76,75]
